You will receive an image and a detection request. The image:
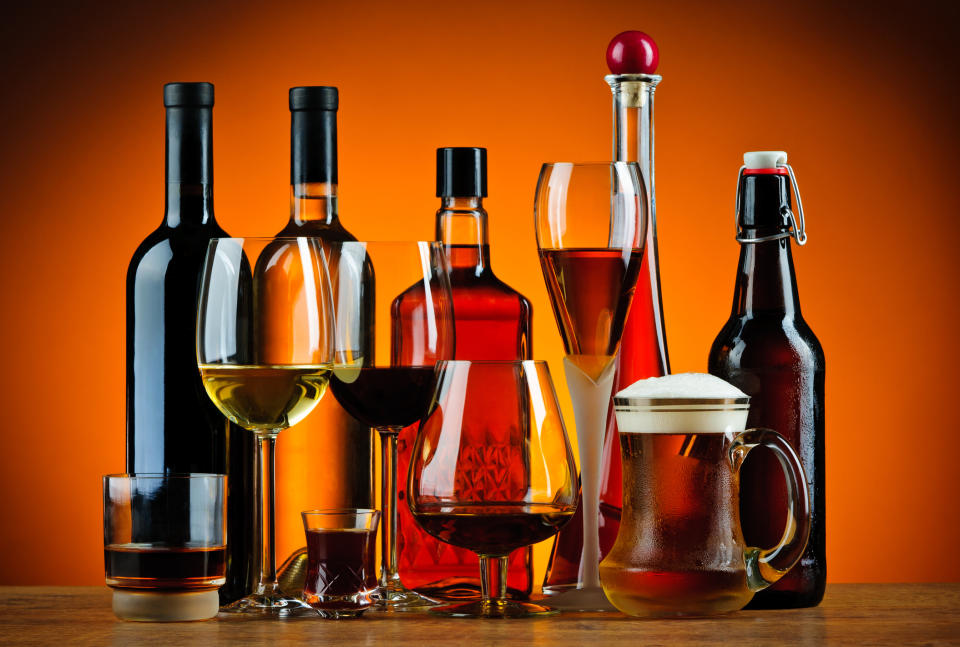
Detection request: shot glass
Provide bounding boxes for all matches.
[103,474,226,622]
[301,509,380,618]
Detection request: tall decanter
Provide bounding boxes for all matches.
[543,31,669,593]
[709,151,825,608]
[396,148,534,600]
[126,83,255,604]
[274,87,375,571]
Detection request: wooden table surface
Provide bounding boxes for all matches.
[1,584,958,646]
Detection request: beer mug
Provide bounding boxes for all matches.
[600,381,811,617]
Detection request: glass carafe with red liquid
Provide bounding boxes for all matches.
[543,31,670,593]
[395,148,534,600]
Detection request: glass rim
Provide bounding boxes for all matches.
[539,161,641,168]
[102,473,226,481]
[205,238,443,246]
[435,359,550,367]
[613,396,750,408]
[301,508,381,516]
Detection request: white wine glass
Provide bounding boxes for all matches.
[197,236,335,616]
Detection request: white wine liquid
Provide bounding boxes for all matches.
[199,364,332,432]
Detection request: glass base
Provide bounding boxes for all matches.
[219,591,316,617]
[112,589,220,622]
[314,608,369,619]
[372,582,439,612]
[542,586,616,612]
[430,599,558,618]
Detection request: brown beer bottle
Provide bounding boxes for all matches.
[708,151,825,608]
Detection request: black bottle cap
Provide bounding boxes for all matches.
[163,82,214,107]
[437,147,487,198]
[290,86,339,112]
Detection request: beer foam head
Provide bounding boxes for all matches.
[614,373,748,434]
[615,372,747,400]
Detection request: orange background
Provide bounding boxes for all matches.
[0,0,957,585]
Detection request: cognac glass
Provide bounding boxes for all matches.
[408,360,578,618]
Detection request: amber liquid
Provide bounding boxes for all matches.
[395,242,535,599]
[599,433,752,617]
[105,545,226,590]
[412,504,575,556]
[538,248,643,381]
[265,222,376,575]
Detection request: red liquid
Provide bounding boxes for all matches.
[303,529,376,610]
[395,242,535,600]
[412,504,575,556]
[329,366,437,429]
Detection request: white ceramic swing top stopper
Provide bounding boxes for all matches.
[743,151,787,169]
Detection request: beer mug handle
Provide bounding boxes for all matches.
[729,428,812,592]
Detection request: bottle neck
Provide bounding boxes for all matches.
[607,74,660,217]
[290,182,339,226]
[436,196,490,275]
[732,239,801,316]
[732,174,801,316]
[164,106,214,226]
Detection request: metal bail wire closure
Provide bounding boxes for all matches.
[734,163,808,245]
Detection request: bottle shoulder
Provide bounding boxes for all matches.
[127,222,228,286]
[709,313,824,371]
[449,275,533,317]
[277,220,358,242]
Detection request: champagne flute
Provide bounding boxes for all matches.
[327,241,454,611]
[407,360,578,617]
[534,162,646,610]
[197,236,335,615]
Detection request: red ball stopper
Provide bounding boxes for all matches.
[606,30,659,74]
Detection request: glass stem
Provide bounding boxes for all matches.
[254,431,279,595]
[377,427,402,591]
[479,555,508,607]
[562,357,616,590]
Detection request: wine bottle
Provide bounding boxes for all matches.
[273,87,375,570]
[395,147,535,599]
[708,152,825,608]
[125,82,255,604]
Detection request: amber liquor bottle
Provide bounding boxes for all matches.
[396,147,534,599]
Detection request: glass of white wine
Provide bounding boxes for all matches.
[197,237,335,616]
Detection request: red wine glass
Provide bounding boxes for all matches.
[327,241,455,611]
